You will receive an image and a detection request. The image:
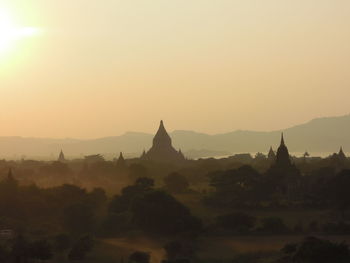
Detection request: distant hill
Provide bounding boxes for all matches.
[1,114,350,159]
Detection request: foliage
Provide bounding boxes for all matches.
[131,190,203,236]
[216,212,256,233]
[68,235,95,260]
[327,169,350,216]
[164,172,190,194]
[129,251,151,263]
[207,165,261,207]
[258,217,289,234]
[281,236,350,263]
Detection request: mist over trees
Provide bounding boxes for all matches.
[0,120,349,262]
[1,114,350,159]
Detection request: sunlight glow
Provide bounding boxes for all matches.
[0,8,41,55]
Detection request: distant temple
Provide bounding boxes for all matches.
[329,146,347,169]
[275,133,292,168]
[338,147,347,161]
[58,150,66,162]
[116,152,127,170]
[267,146,276,161]
[267,133,301,199]
[141,120,185,162]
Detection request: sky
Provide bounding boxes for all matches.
[0,0,349,138]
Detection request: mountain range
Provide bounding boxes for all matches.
[1,114,350,160]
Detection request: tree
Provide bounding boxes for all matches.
[216,212,256,233]
[131,190,202,236]
[28,239,53,261]
[86,187,107,209]
[101,211,133,236]
[129,251,151,263]
[0,243,10,262]
[48,184,87,208]
[259,217,289,234]
[63,203,95,235]
[208,165,261,207]
[163,241,195,262]
[68,236,94,261]
[11,235,29,263]
[281,236,350,263]
[53,234,71,257]
[327,169,350,218]
[135,177,154,189]
[109,177,154,214]
[164,173,190,194]
[129,164,149,181]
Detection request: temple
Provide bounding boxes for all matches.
[58,150,66,162]
[329,146,347,169]
[141,120,185,162]
[267,146,276,161]
[275,133,292,167]
[116,152,127,169]
[267,133,301,199]
[338,147,347,161]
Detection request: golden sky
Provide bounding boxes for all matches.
[0,0,349,138]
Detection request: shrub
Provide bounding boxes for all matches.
[259,217,289,234]
[281,236,350,263]
[216,212,256,233]
[129,251,151,263]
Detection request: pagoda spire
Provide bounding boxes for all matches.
[144,120,185,162]
[58,149,66,162]
[152,120,172,147]
[116,152,126,168]
[268,146,276,160]
[338,146,346,160]
[275,133,292,167]
[280,133,285,146]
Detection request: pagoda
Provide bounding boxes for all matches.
[142,121,185,162]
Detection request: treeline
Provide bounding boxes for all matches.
[205,165,350,212]
[0,172,202,262]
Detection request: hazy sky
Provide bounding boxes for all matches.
[0,0,349,138]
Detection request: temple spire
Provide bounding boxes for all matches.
[144,120,185,162]
[275,133,292,167]
[338,146,346,160]
[116,152,126,169]
[268,146,276,160]
[280,133,285,146]
[58,149,66,162]
[153,120,172,147]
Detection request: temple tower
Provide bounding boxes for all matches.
[116,152,127,169]
[338,147,346,161]
[275,133,292,167]
[58,150,66,162]
[143,121,185,162]
[268,146,276,161]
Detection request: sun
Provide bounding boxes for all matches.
[0,8,41,55]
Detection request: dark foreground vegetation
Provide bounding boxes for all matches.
[0,144,350,262]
